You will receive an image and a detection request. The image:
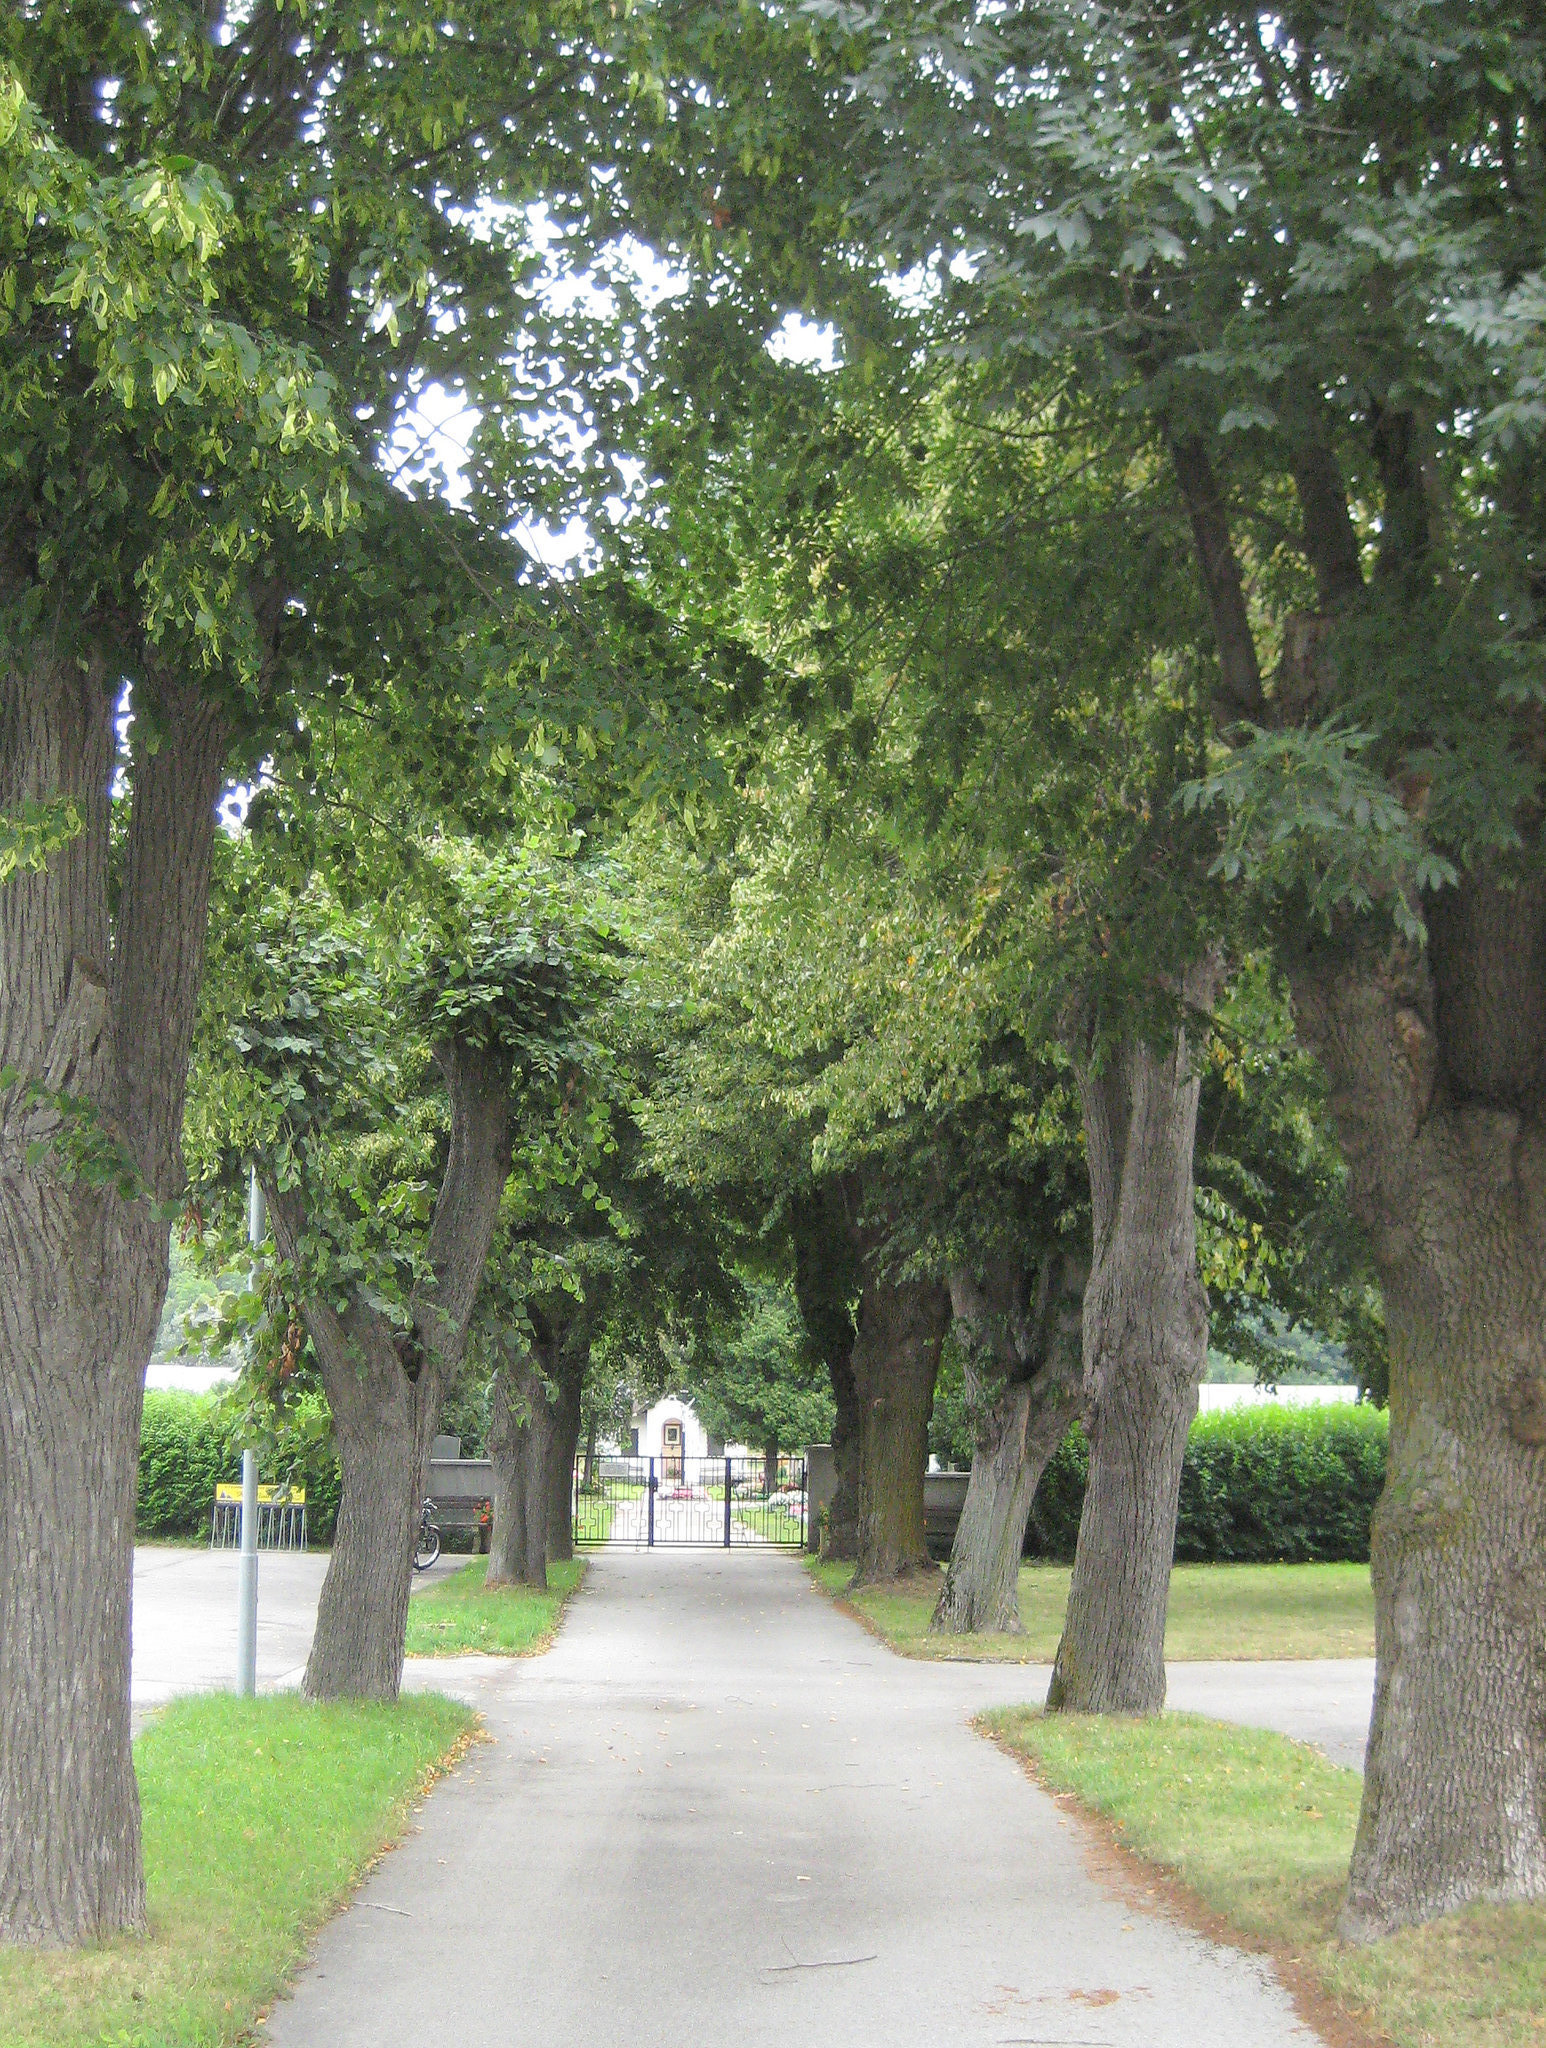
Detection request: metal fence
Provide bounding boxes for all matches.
[574,1454,806,1549]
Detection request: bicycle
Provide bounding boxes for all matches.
[413,1498,441,1571]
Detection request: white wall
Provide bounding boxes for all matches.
[636,1395,712,1461]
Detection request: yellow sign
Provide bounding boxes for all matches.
[214,1483,306,1505]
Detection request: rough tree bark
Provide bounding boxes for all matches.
[545,1348,584,1562]
[1048,968,1218,1716]
[1292,885,1546,1935]
[486,1336,557,1590]
[931,1256,1085,1636]
[849,1251,951,1588]
[791,1184,861,1559]
[270,1037,512,1702]
[0,662,228,1946]
[1174,415,1546,1929]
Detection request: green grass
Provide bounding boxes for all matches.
[404,1555,585,1656]
[735,1505,805,1543]
[0,1692,474,2048]
[808,1558,1375,1661]
[573,1498,617,1546]
[987,1707,1546,2048]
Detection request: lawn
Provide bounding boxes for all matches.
[808,1558,1375,1661]
[573,1497,617,1545]
[987,1707,1546,2048]
[0,1692,474,2048]
[404,1555,586,1656]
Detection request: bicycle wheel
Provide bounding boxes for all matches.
[414,1521,441,1570]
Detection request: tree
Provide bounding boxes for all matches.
[191,838,598,1696]
[0,61,349,1945]
[796,0,1546,1934]
[0,0,708,1938]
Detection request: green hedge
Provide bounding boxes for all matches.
[1025,1403,1388,1565]
[138,1392,343,1545]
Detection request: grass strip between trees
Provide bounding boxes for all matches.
[404,1556,586,1657]
[986,1708,1546,2048]
[0,1692,476,2048]
[808,1558,1376,1662]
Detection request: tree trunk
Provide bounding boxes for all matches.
[271,1037,512,1701]
[1291,883,1546,1935]
[1048,979,1217,1715]
[487,1344,556,1590]
[791,1184,862,1559]
[582,1414,598,1490]
[545,1350,583,1563]
[763,1437,780,1495]
[0,661,227,1945]
[306,1318,438,1701]
[849,1263,950,1587]
[486,1358,531,1587]
[932,1258,1084,1636]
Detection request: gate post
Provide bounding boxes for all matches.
[647,1456,656,1548]
[724,1456,732,1548]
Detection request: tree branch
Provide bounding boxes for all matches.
[411,1036,514,1371]
[1290,434,1365,611]
[1168,434,1267,723]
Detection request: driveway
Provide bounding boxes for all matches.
[262,1547,1328,2048]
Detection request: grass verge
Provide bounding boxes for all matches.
[404,1554,585,1657]
[807,1557,1375,1661]
[985,1707,1546,2048]
[0,1691,474,2048]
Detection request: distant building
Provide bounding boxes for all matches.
[628,1394,758,1474]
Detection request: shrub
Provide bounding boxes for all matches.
[1025,1403,1388,1565]
[138,1392,343,1545]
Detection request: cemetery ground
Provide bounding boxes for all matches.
[3,1546,1536,2048]
[809,1557,1378,1663]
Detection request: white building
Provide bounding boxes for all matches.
[626,1395,760,1473]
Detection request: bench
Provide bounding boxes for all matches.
[427,1454,494,1553]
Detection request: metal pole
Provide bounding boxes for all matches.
[236,1446,258,1697]
[647,1457,655,1549]
[724,1455,732,1548]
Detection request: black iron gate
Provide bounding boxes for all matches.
[573,1453,807,1549]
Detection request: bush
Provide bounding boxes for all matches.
[1025,1402,1388,1565]
[138,1392,343,1545]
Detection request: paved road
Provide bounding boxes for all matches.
[1168,1659,1373,1772]
[130,1544,464,1730]
[916,1659,1374,1774]
[129,1544,1375,1768]
[263,1547,1324,2048]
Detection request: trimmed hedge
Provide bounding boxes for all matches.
[1026,1402,1388,1565]
[138,1391,343,1545]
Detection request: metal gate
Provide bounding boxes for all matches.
[573,1453,807,1549]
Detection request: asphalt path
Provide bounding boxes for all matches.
[260,1547,1328,2048]
[129,1544,1374,1767]
[129,1543,463,1731]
